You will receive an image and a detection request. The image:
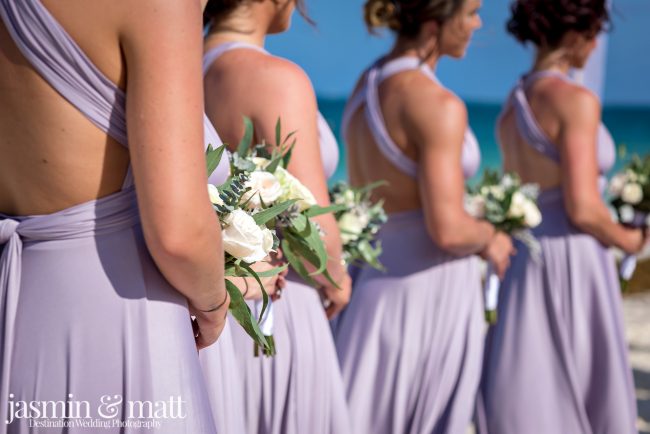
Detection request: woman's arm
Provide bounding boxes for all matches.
[558,88,645,255]
[404,83,514,276]
[248,59,351,317]
[120,0,228,348]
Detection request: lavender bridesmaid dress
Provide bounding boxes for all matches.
[477,71,637,434]
[202,41,351,434]
[0,1,229,433]
[334,57,484,434]
[198,45,248,434]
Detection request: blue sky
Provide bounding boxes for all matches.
[267,0,650,106]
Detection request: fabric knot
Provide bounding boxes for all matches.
[0,219,20,244]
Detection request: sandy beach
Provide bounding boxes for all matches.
[624,290,650,434]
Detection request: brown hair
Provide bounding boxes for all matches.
[507,0,610,48]
[203,0,312,27]
[364,0,466,38]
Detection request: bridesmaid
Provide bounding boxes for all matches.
[0,0,230,432]
[333,1,514,433]
[478,1,647,433]
[202,1,353,433]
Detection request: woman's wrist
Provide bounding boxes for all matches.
[479,224,497,256]
[621,227,645,255]
[193,289,230,313]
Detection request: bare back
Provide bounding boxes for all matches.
[346,70,431,215]
[499,76,573,191]
[0,0,128,216]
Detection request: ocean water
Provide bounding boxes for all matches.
[319,98,650,184]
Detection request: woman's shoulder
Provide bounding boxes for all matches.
[555,82,601,132]
[260,54,314,91]
[221,50,315,100]
[532,76,600,120]
[401,81,468,151]
[402,76,467,124]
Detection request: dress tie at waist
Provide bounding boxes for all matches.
[0,187,140,422]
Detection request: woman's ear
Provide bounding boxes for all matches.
[420,19,441,39]
[560,30,581,50]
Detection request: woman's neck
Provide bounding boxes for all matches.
[204,9,269,50]
[532,47,572,75]
[386,36,441,70]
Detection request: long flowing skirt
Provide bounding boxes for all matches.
[334,210,484,434]
[200,321,247,433]
[5,220,216,433]
[229,276,351,434]
[477,190,637,434]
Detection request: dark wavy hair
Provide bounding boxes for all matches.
[203,0,311,27]
[364,0,466,38]
[507,0,610,48]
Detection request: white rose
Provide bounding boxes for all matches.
[338,212,366,244]
[241,170,283,208]
[208,184,224,206]
[626,170,638,183]
[485,185,505,201]
[275,167,317,211]
[464,194,486,218]
[222,209,272,262]
[501,174,516,189]
[621,183,643,205]
[507,191,527,219]
[251,157,271,169]
[261,227,275,254]
[619,205,635,224]
[522,200,542,228]
[608,174,627,197]
[334,189,356,208]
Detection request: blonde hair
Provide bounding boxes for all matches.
[364,0,465,38]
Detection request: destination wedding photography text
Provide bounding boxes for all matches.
[5,393,187,428]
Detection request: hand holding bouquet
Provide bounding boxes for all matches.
[329,181,387,270]
[608,154,650,290]
[206,144,290,356]
[223,118,346,354]
[466,171,542,323]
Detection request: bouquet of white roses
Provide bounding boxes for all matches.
[206,144,291,356]
[223,118,346,355]
[608,154,650,290]
[466,170,542,323]
[329,181,387,270]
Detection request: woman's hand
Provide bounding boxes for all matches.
[480,231,516,279]
[619,226,650,255]
[227,251,288,301]
[189,292,230,350]
[321,272,352,319]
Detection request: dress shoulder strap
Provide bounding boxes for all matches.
[0,0,128,145]
[362,57,429,178]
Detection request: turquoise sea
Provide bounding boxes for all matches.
[319,98,650,184]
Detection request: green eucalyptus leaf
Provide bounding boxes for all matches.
[265,154,284,174]
[275,118,282,148]
[239,262,270,323]
[296,219,329,274]
[206,144,226,177]
[254,264,288,277]
[304,204,347,218]
[252,200,297,226]
[281,238,318,286]
[225,279,270,352]
[281,143,295,168]
[357,180,389,195]
[237,117,254,156]
[284,232,323,270]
